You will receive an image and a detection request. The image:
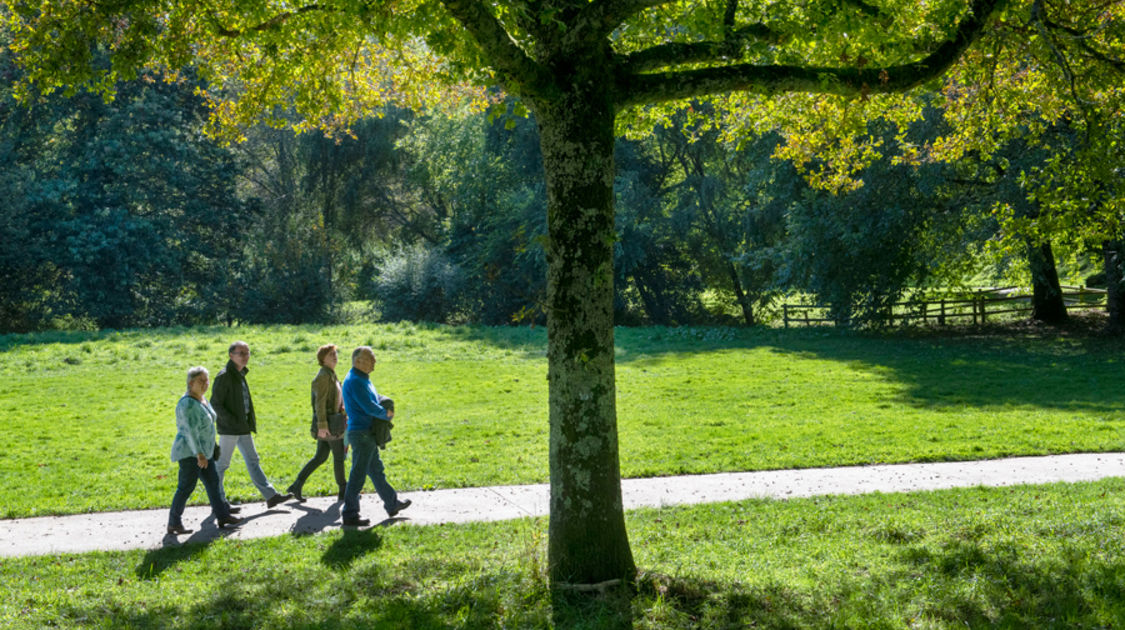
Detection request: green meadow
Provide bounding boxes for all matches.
[1,322,1122,519]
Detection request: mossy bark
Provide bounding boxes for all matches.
[533,67,636,586]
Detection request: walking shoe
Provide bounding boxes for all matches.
[266,492,293,508]
[217,515,242,528]
[286,486,306,503]
[342,517,370,527]
[387,499,412,517]
[228,506,242,514]
[166,524,192,536]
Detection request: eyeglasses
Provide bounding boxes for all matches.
[233,350,250,356]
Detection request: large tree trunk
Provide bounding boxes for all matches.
[1028,240,1067,325]
[1105,240,1124,333]
[535,82,636,587]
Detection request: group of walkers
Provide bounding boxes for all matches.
[167,341,411,535]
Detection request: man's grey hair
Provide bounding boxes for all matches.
[352,346,374,363]
[228,340,249,354]
[186,366,209,388]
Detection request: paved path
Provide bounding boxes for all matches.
[2,452,1123,558]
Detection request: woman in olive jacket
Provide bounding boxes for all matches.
[287,344,349,502]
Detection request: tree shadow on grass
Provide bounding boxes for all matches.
[620,323,1125,414]
[51,538,1125,629]
[551,585,635,630]
[757,327,1125,413]
[0,325,233,351]
[630,536,1125,629]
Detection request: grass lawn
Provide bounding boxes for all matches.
[3,479,1125,628]
[1,321,1123,518]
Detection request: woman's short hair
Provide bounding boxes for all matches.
[186,366,209,388]
[316,344,338,366]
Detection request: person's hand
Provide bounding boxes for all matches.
[196,453,208,469]
[318,428,331,439]
[387,409,395,420]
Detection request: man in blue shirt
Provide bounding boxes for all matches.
[341,346,411,527]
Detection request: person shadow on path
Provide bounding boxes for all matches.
[290,502,343,537]
[322,527,383,570]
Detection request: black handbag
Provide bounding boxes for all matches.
[212,444,221,460]
[327,412,346,438]
[372,396,394,448]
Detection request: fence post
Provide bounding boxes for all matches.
[783,304,789,329]
[939,299,946,326]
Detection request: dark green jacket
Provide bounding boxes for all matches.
[210,360,257,435]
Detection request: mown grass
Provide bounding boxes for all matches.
[1,322,1123,518]
[3,479,1125,628]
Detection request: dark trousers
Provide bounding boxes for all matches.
[291,439,347,493]
[169,456,231,527]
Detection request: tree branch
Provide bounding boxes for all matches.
[723,0,739,34]
[841,0,890,19]
[438,0,553,95]
[578,0,679,40]
[618,24,781,73]
[617,0,1005,108]
[1032,0,1125,73]
[209,4,330,37]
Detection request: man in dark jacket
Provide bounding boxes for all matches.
[211,341,292,510]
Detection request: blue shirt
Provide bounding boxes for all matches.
[342,367,389,432]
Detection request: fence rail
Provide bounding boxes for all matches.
[782,286,1108,328]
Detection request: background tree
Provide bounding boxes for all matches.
[927,0,1125,328]
[396,102,550,324]
[0,46,252,330]
[654,114,794,326]
[230,111,412,323]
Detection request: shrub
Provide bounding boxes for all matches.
[370,245,469,323]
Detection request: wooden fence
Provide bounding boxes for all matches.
[782,286,1108,328]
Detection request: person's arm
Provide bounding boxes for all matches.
[209,371,235,427]
[344,378,390,420]
[313,371,333,432]
[177,399,208,468]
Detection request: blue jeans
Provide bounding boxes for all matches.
[169,456,231,527]
[343,429,398,519]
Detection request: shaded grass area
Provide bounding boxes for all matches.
[3,479,1125,628]
[1,322,1123,518]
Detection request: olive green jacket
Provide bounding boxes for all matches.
[310,366,344,439]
